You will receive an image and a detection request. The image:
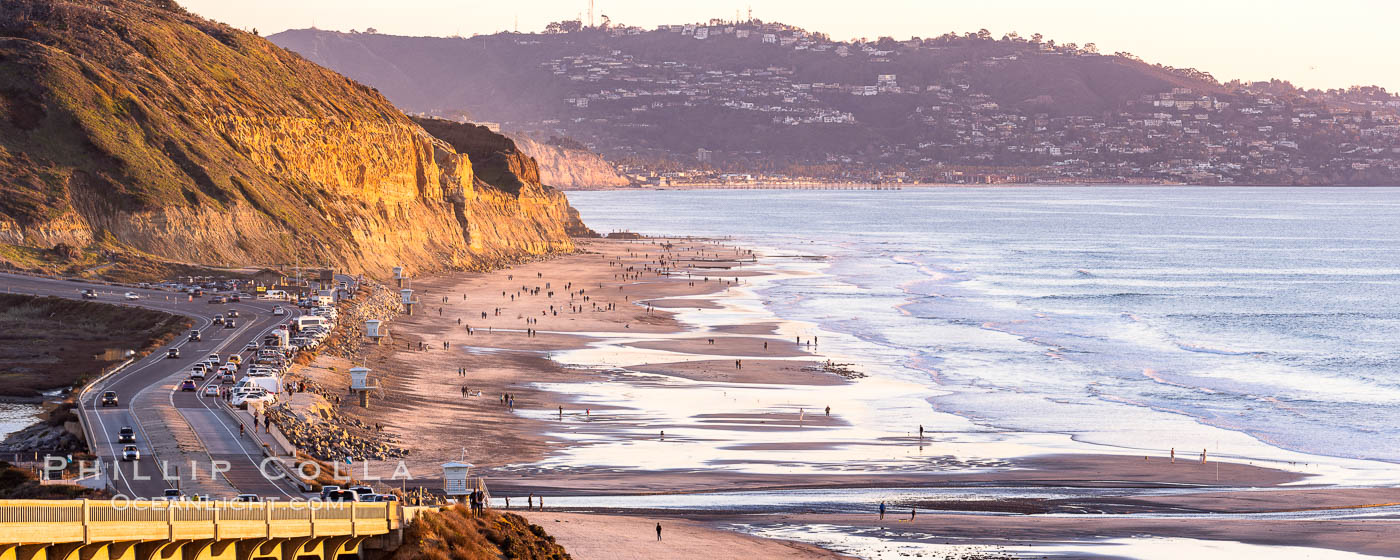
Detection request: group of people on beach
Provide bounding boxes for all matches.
[877,501,917,522]
[466,487,487,517]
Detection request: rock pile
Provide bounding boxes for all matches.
[0,423,81,453]
[323,283,399,362]
[805,361,867,380]
[265,402,407,462]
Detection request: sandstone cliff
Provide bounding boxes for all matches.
[511,135,631,189]
[411,118,597,236]
[0,0,581,280]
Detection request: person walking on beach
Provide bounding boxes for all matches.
[918,425,924,439]
[879,501,886,520]
[656,522,662,541]
[1171,447,1175,463]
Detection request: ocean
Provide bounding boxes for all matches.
[566,186,1400,471]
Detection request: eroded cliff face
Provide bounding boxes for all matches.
[511,136,632,189]
[0,0,578,280]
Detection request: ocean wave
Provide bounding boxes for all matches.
[1035,292,1161,300]
[1175,342,1254,356]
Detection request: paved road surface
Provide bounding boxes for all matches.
[0,273,306,499]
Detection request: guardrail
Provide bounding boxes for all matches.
[0,499,400,544]
[74,355,138,487]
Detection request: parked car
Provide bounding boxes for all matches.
[230,389,273,409]
[121,445,140,461]
[162,489,183,500]
[124,292,140,300]
[101,391,119,407]
[319,485,341,499]
[179,379,197,392]
[202,385,219,397]
[117,426,136,443]
[233,494,260,502]
[167,348,180,359]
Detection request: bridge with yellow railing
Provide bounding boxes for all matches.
[0,500,432,560]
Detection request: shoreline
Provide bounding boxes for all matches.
[309,235,1400,559]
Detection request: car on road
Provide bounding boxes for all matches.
[209,296,226,304]
[188,330,201,342]
[245,342,259,352]
[162,489,183,500]
[226,309,239,318]
[219,373,235,384]
[212,315,223,325]
[167,348,180,359]
[233,494,260,502]
[124,292,140,300]
[325,490,359,502]
[189,367,205,380]
[117,426,136,443]
[121,445,140,461]
[202,385,219,397]
[272,306,286,316]
[81,289,97,299]
[228,294,241,302]
[224,319,236,329]
[179,379,197,392]
[101,391,118,407]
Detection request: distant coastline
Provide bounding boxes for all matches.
[564,179,1181,191]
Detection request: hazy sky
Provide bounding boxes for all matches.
[180,0,1400,91]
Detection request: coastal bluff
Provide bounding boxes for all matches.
[0,0,580,280]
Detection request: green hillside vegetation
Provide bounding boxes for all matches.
[0,0,581,280]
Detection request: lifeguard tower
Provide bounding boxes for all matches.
[442,460,475,501]
[349,366,377,408]
[400,289,416,315]
[392,266,405,288]
[364,319,385,345]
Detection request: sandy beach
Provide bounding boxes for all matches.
[298,237,1400,558]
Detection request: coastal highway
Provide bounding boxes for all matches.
[0,272,302,499]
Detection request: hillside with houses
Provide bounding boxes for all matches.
[272,20,1400,186]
